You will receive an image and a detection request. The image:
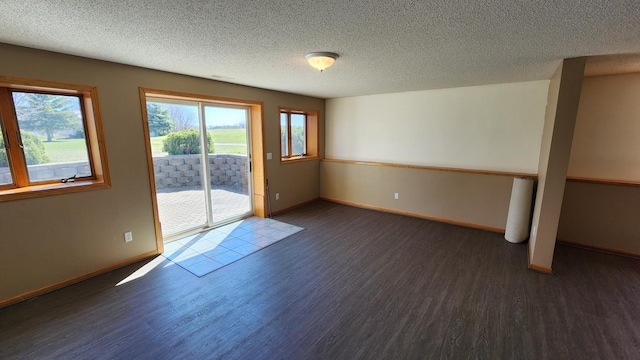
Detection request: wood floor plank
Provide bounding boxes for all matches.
[1,200,640,359]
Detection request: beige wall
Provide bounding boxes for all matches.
[568,73,640,181]
[558,72,640,256]
[0,43,324,303]
[529,58,586,271]
[326,81,549,173]
[558,181,640,255]
[320,161,516,230]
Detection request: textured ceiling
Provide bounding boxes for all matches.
[585,53,640,76]
[1,1,639,99]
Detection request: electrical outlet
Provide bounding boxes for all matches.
[394,193,399,200]
[266,152,273,160]
[275,193,280,200]
[124,231,133,243]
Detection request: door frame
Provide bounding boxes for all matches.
[139,87,267,253]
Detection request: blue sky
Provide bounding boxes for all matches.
[148,100,248,128]
[204,106,247,127]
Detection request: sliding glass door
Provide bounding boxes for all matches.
[204,105,252,223]
[145,98,253,240]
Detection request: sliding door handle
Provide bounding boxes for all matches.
[16,132,24,149]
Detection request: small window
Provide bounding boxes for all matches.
[0,77,110,201]
[279,108,318,162]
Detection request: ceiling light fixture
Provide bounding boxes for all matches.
[305,52,339,72]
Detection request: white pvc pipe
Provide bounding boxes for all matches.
[505,177,535,244]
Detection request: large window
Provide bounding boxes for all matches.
[0,77,110,201]
[279,108,318,162]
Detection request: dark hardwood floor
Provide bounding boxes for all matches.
[1,200,639,359]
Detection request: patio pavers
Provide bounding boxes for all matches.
[156,185,251,235]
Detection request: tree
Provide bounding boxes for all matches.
[291,125,306,155]
[146,103,173,136]
[15,93,80,142]
[168,105,197,131]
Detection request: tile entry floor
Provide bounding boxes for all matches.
[162,217,304,277]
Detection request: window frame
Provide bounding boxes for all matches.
[279,107,318,163]
[0,77,111,201]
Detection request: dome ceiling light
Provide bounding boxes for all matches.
[305,52,339,72]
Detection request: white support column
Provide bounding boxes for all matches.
[528,57,587,273]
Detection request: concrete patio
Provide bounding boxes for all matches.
[156,185,251,236]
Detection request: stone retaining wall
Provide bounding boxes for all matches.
[0,161,91,183]
[0,155,248,190]
[152,154,248,190]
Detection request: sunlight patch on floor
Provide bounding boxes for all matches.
[162,217,304,277]
[116,255,166,286]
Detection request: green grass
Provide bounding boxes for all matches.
[213,144,247,155]
[209,128,246,144]
[150,128,247,156]
[36,128,248,163]
[41,138,89,163]
[150,135,167,156]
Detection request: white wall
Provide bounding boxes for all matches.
[326,81,550,173]
[568,72,640,181]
